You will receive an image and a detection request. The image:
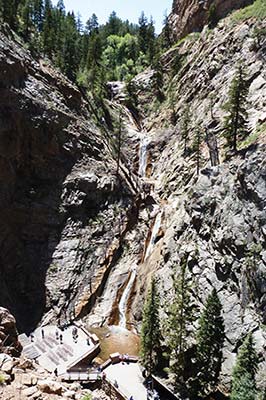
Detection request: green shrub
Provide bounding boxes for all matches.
[81,394,92,400]
[231,0,266,23]
[208,4,219,28]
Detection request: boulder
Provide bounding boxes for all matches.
[37,379,64,395]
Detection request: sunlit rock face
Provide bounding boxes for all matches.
[0,307,21,356]
[168,0,254,40]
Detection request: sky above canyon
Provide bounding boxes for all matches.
[52,0,173,32]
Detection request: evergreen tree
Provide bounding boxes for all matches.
[146,17,156,63]
[180,105,190,155]
[231,374,257,400]
[105,11,122,36]
[223,64,249,152]
[192,124,203,176]
[231,333,259,400]
[165,256,196,390]
[194,289,225,397]
[56,0,65,16]
[169,86,177,125]
[0,0,18,28]
[85,13,98,35]
[60,11,80,80]
[42,0,55,57]
[32,0,43,31]
[208,4,218,28]
[161,12,172,49]
[140,277,161,374]
[86,33,104,94]
[20,0,33,40]
[138,11,148,54]
[152,52,164,102]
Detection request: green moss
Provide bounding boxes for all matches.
[0,375,5,385]
[230,0,266,23]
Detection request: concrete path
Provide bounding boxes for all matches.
[105,362,147,400]
[19,324,99,376]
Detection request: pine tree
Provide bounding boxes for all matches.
[138,11,148,54]
[192,123,203,175]
[60,12,80,80]
[165,256,196,390]
[85,13,98,35]
[152,52,164,102]
[105,11,122,36]
[231,333,259,400]
[208,4,218,28]
[161,12,172,49]
[140,277,161,374]
[223,64,249,152]
[0,0,18,28]
[146,17,156,63]
[180,105,190,155]
[32,0,43,31]
[86,33,104,94]
[169,85,177,125]
[231,374,257,400]
[42,0,55,57]
[20,0,33,40]
[194,289,225,397]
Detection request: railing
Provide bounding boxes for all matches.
[102,377,131,400]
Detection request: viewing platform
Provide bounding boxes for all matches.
[19,323,100,376]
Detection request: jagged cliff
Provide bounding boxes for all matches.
[129,7,266,395]
[0,1,266,398]
[0,25,136,334]
[168,0,254,40]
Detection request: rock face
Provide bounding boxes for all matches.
[0,352,104,400]
[0,25,134,333]
[0,4,266,398]
[0,308,21,356]
[130,12,266,395]
[168,0,254,40]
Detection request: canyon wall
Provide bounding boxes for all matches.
[169,0,255,40]
[0,25,135,333]
[131,12,266,393]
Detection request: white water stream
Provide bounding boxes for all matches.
[144,211,163,261]
[138,136,149,177]
[118,266,137,329]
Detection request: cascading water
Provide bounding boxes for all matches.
[138,137,149,178]
[118,266,137,329]
[144,211,162,261]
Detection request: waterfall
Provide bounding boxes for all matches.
[138,137,149,177]
[144,211,162,261]
[118,266,137,329]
